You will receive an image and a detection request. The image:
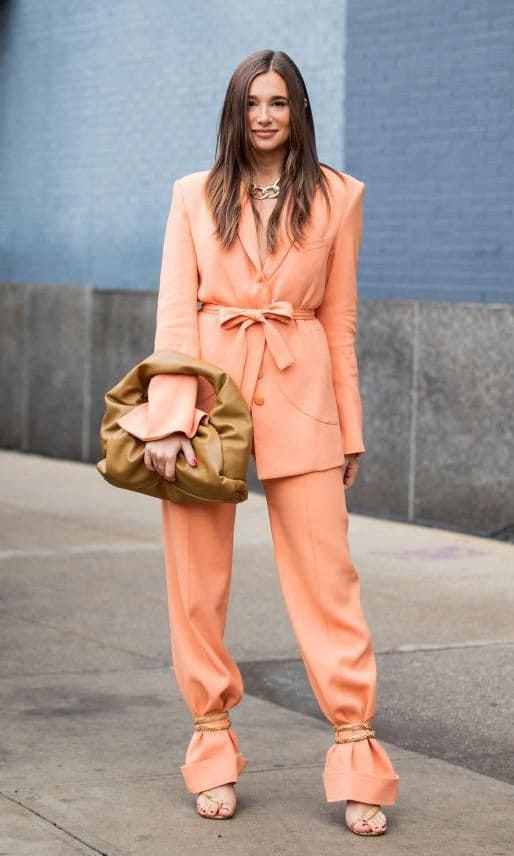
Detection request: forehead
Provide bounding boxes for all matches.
[248,70,288,97]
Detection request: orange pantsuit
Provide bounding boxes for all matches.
[118,165,400,804]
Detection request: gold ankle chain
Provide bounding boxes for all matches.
[194,710,232,731]
[333,720,376,744]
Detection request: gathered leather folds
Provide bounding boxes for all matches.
[96,350,253,504]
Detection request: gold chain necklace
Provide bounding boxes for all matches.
[248,176,281,199]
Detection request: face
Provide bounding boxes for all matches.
[247,69,291,153]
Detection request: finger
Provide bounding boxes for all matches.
[144,447,155,472]
[154,453,169,478]
[343,465,358,489]
[163,458,176,482]
[181,438,198,467]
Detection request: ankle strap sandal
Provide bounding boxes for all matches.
[346,803,387,836]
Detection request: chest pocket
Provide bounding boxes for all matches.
[294,237,331,251]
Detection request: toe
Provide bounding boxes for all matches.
[374,809,387,830]
[368,811,387,833]
[196,796,218,816]
[196,785,237,819]
[346,803,387,834]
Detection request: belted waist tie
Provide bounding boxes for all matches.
[199,300,315,372]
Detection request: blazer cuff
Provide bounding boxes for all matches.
[116,372,209,441]
[117,402,209,442]
[341,424,366,456]
[341,431,366,456]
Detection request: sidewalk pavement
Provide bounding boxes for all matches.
[0,448,512,856]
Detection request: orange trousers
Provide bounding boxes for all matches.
[160,465,400,804]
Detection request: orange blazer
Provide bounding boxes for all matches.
[118,165,366,480]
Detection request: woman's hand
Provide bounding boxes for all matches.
[144,432,197,483]
[342,453,362,490]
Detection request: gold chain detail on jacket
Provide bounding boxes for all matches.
[194,710,232,731]
[333,720,376,744]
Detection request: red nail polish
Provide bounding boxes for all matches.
[192,459,197,466]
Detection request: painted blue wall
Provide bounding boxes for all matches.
[0,0,344,292]
[1,1,512,303]
[345,0,514,302]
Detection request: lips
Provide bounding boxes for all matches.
[253,130,277,136]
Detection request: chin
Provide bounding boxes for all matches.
[253,137,288,153]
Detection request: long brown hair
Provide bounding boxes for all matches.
[204,49,342,253]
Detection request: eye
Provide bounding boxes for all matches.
[247,99,288,107]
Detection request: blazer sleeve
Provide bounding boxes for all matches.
[315,178,366,456]
[117,178,208,442]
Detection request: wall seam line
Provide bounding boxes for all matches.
[20,285,31,450]
[81,286,93,461]
[407,301,420,520]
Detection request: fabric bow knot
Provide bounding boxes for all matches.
[216,300,296,370]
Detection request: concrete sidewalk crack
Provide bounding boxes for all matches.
[0,790,117,855]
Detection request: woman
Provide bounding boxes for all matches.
[120,49,400,835]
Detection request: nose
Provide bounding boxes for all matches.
[256,106,272,123]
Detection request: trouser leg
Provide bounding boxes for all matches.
[262,467,400,805]
[160,498,248,794]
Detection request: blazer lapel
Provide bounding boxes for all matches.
[237,179,295,280]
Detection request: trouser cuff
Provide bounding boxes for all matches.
[322,768,400,804]
[181,752,248,794]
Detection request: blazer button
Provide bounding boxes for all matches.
[253,394,265,405]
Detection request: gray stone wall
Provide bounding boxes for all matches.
[1,282,512,537]
[351,299,514,537]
